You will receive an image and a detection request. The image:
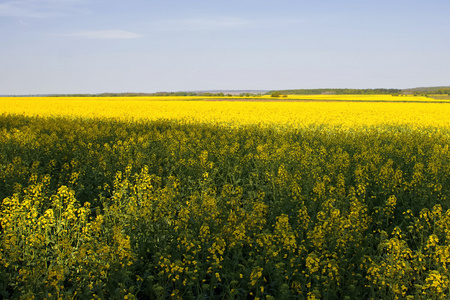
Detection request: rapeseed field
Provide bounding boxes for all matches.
[2,96,450,127]
[1,96,450,299]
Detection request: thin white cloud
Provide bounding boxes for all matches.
[55,30,142,39]
[0,0,86,18]
[161,17,249,31]
[0,1,47,18]
[157,17,307,32]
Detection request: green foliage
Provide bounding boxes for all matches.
[1,114,450,298]
[267,88,403,95]
[271,91,281,97]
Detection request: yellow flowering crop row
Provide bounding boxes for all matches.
[2,96,450,128]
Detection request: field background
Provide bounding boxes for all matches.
[1,96,450,299]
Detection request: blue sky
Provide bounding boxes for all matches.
[1,0,449,94]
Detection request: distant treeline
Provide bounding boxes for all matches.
[430,88,450,94]
[403,86,450,94]
[267,88,402,95]
[50,92,200,97]
[49,92,230,97]
[18,87,450,98]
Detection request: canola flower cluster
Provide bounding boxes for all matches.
[1,97,450,299]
